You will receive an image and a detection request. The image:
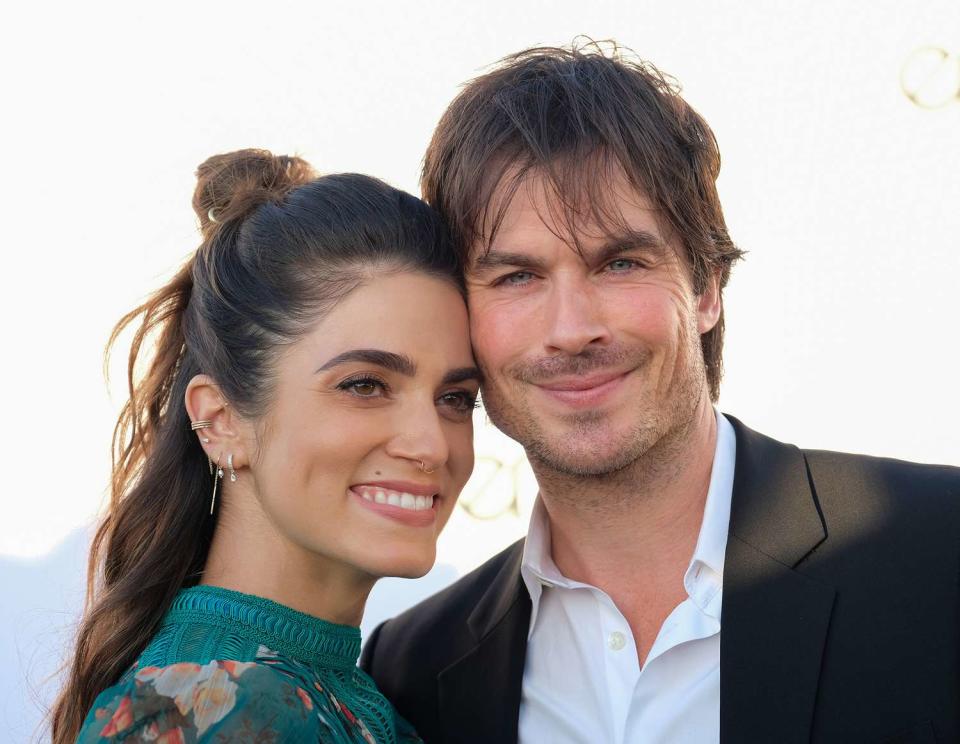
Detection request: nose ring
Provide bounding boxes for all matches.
[419,460,436,474]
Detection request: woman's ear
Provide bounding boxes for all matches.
[184,375,252,470]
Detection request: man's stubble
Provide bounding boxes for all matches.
[478,312,708,508]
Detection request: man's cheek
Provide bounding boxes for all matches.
[478,332,520,373]
[470,316,508,356]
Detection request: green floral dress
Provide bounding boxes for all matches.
[76,586,421,743]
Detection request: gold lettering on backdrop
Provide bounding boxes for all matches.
[457,455,536,520]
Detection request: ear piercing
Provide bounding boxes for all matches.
[210,453,223,515]
[192,421,213,444]
[208,452,239,517]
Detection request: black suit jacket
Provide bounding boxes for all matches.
[361,417,960,743]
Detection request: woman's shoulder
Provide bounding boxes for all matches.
[76,655,322,742]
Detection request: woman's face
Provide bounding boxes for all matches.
[245,271,479,580]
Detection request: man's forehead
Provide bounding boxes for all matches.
[493,159,657,214]
[469,179,677,268]
[472,160,671,259]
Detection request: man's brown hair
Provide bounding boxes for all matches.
[422,40,744,401]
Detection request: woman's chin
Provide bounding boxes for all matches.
[362,548,436,581]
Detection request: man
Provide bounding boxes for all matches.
[361,42,960,743]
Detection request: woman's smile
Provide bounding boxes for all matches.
[350,482,440,527]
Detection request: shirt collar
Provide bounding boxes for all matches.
[520,410,736,620]
[683,410,736,615]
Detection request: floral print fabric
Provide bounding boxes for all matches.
[77,643,420,743]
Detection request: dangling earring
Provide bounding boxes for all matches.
[227,453,237,483]
[210,453,224,515]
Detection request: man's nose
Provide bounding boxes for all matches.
[542,276,611,355]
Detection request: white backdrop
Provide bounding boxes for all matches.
[2,1,958,740]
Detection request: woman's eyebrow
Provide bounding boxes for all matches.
[443,366,484,385]
[316,349,417,376]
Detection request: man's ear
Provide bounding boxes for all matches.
[184,375,252,470]
[697,272,722,334]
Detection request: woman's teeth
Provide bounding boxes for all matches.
[355,487,435,511]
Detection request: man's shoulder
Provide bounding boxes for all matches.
[802,445,960,507]
[802,445,960,476]
[727,414,960,508]
[726,415,960,566]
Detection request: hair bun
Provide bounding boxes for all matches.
[192,149,316,240]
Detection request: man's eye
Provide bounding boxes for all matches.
[496,271,535,286]
[338,377,387,397]
[607,258,639,272]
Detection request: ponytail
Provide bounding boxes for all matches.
[50,259,213,743]
[51,150,317,743]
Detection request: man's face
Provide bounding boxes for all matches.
[466,169,720,476]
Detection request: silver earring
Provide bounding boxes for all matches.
[202,437,210,443]
[228,453,237,482]
[210,453,224,515]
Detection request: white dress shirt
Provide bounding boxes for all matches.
[518,411,736,744]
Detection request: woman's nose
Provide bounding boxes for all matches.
[384,401,450,474]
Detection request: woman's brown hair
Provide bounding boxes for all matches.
[50,150,460,742]
[421,40,744,401]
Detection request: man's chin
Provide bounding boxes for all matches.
[527,436,645,478]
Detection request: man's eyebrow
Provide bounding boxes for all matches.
[470,250,550,273]
[442,366,484,385]
[592,230,669,264]
[471,230,669,273]
[316,349,416,376]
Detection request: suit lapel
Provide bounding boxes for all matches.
[721,417,836,744]
[438,541,530,744]
[433,418,836,743]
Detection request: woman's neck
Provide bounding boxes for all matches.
[200,497,375,627]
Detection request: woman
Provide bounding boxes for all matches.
[52,150,480,743]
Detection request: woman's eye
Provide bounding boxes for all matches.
[338,377,387,398]
[439,391,479,414]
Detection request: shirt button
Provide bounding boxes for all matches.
[608,631,626,651]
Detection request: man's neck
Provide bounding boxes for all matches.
[533,396,718,600]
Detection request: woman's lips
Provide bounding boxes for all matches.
[349,483,439,527]
[534,369,631,408]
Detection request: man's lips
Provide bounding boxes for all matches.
[532,369,631,408]
[535,369,630,392]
